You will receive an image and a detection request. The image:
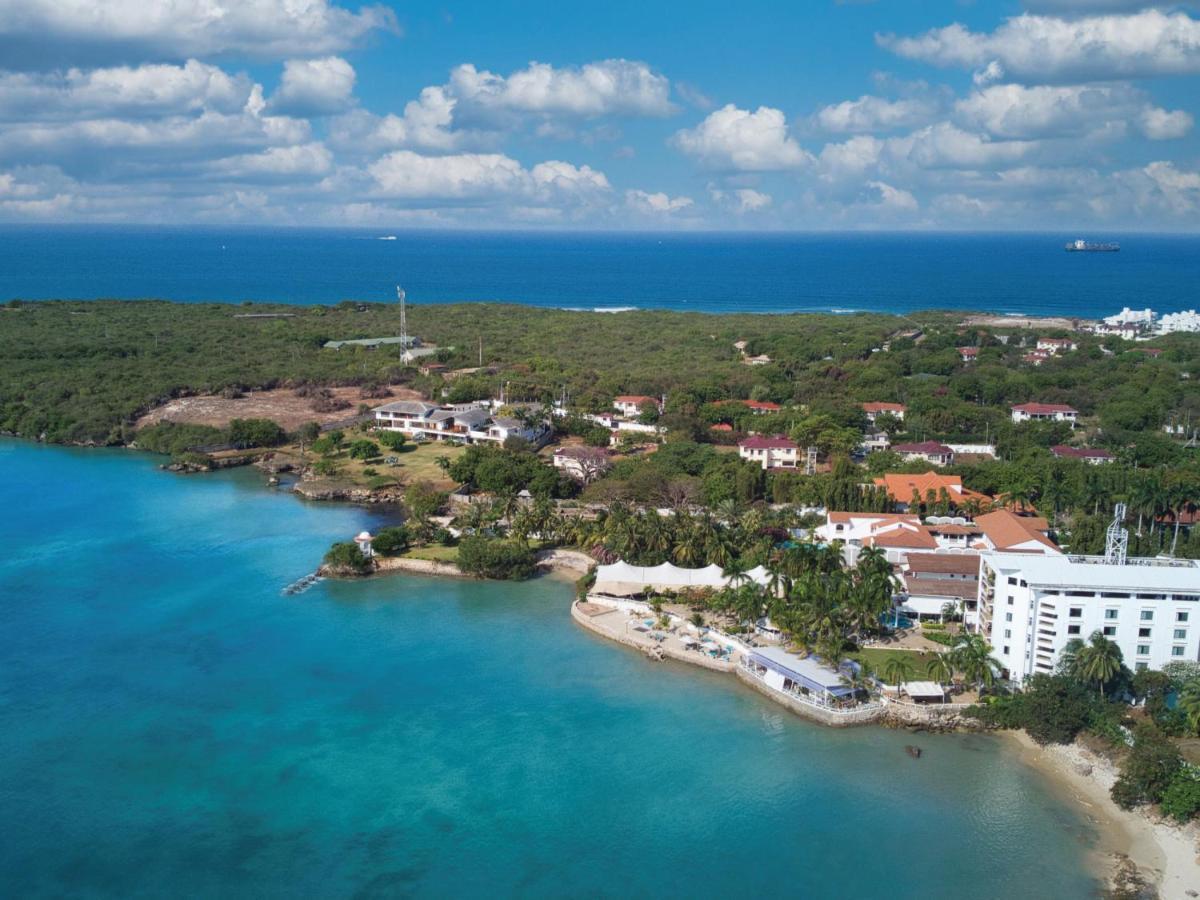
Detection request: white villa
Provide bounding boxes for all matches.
[976,552,1200,685]
[862,402,906,424]
[613,395,662,417]
[738,435,799,470]
[1011,402,1079,426]
[373,400,549,445]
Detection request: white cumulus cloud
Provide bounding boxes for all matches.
[449,59,674,122]
[625,189,693,213]
[880,10,1200,82]
[268,57,356,116]
[0,0,397,66]
[814,95,940,133]
[956,83,1191,140]
[0,60,252,121]
[672,104,812,171]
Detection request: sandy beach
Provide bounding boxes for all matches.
[1005,731,1199,899]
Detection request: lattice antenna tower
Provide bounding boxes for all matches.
[396,284,408,362]
[1104,502,1128,565]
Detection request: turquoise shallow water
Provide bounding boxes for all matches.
[0,439,1101,898]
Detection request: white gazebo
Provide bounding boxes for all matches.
[354,531,375,558]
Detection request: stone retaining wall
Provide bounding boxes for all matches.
[734,667,886,728]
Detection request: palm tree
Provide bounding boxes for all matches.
[1076,631,1123,698]
[951,633,1000,693]
[927,653,954,687]
[1057,637,1086,679]
[1179,682,1200,736]
[881,655,916,694]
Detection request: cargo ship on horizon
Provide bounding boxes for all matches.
[1065,239,1120,252]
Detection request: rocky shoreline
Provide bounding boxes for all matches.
[1004,731,1200,900]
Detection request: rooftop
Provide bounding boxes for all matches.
[749,647,854,695]
[1012,402,1078,414]
[905,552,981,576]
[975,510,1058,553]
[982,552,1200,592]
[740,435,798,450]
[863,402,906,413]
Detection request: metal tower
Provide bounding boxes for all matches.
[1104,502,1128,565]
[396,284,409,363]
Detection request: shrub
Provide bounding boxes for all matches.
[1111,723,1183,810]
[312,458,340,476]
[322,541,371,575]
[457,536,535,580]
[228,418,286,449]
[924,631,956,646]
[348,439,381,460]
[371,526,410,557]
[136,421,227,455]
[1160,768,1200,822]
[377,430,407,450]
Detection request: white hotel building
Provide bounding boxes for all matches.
[977,553,1200,685]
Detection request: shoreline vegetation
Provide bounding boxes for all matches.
[5,298,1199,896]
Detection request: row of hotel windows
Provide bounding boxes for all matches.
[1005,577,1197,603]
[1071,608,1189,622]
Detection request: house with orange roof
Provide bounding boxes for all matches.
[971,510,1060,554]
[872,472,992,511]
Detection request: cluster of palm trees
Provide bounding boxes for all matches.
[876,633,1001,696]
[1059,632,1126,696]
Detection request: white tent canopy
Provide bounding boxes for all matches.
[592,561,773,594]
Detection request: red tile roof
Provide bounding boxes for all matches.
[974,510,1058,552]
[905,553,981,576]
[1012,402,1078,415]
[873,472,991,506]
[862,402,906,413]
[739,435,798,450]
[894,441,953,454]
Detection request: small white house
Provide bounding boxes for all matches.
[1011,403,1078,426]
[613,395,661,417]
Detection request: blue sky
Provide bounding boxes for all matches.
[0,0,1197,229]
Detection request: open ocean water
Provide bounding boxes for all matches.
[0,438,1104,898]
[1,225,1198,316]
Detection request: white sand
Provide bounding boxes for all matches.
[1006,731,1199,899]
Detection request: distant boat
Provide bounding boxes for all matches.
[378,235,397,241]
[1065,239,1119,252]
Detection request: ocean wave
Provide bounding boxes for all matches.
[559,305,639,313]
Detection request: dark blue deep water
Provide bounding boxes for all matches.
[2,225,1197,316]
[0,439,1104,897]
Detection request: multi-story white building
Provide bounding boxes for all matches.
[976,552,1200,685]
[1157,309,1200,334]
[738,435,799,470]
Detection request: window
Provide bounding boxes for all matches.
[1140,610,1154,622]
[1139,628,1152,638]
[1004,629,1012,639]
[1069,607,1082,618]
[1137,645,1150,656]
[1067,625,1081,635]
[1178,611,1190,623]
[1008,577,1017,585]
[1003,645,1010,655]
[1136,662,1148,672]
[1175,629,1188,641]
[1105,609,1119,620]
[1172,646,1185,657]
[1103,626,1117,636]
[1005,612,1013,622]
[1007,597,1014,606]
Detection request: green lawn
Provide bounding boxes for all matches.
[402,544,460,563]
[851,648,934,678]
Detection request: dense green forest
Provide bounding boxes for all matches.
[2,298,1198,448]
[1,298,1198,556]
